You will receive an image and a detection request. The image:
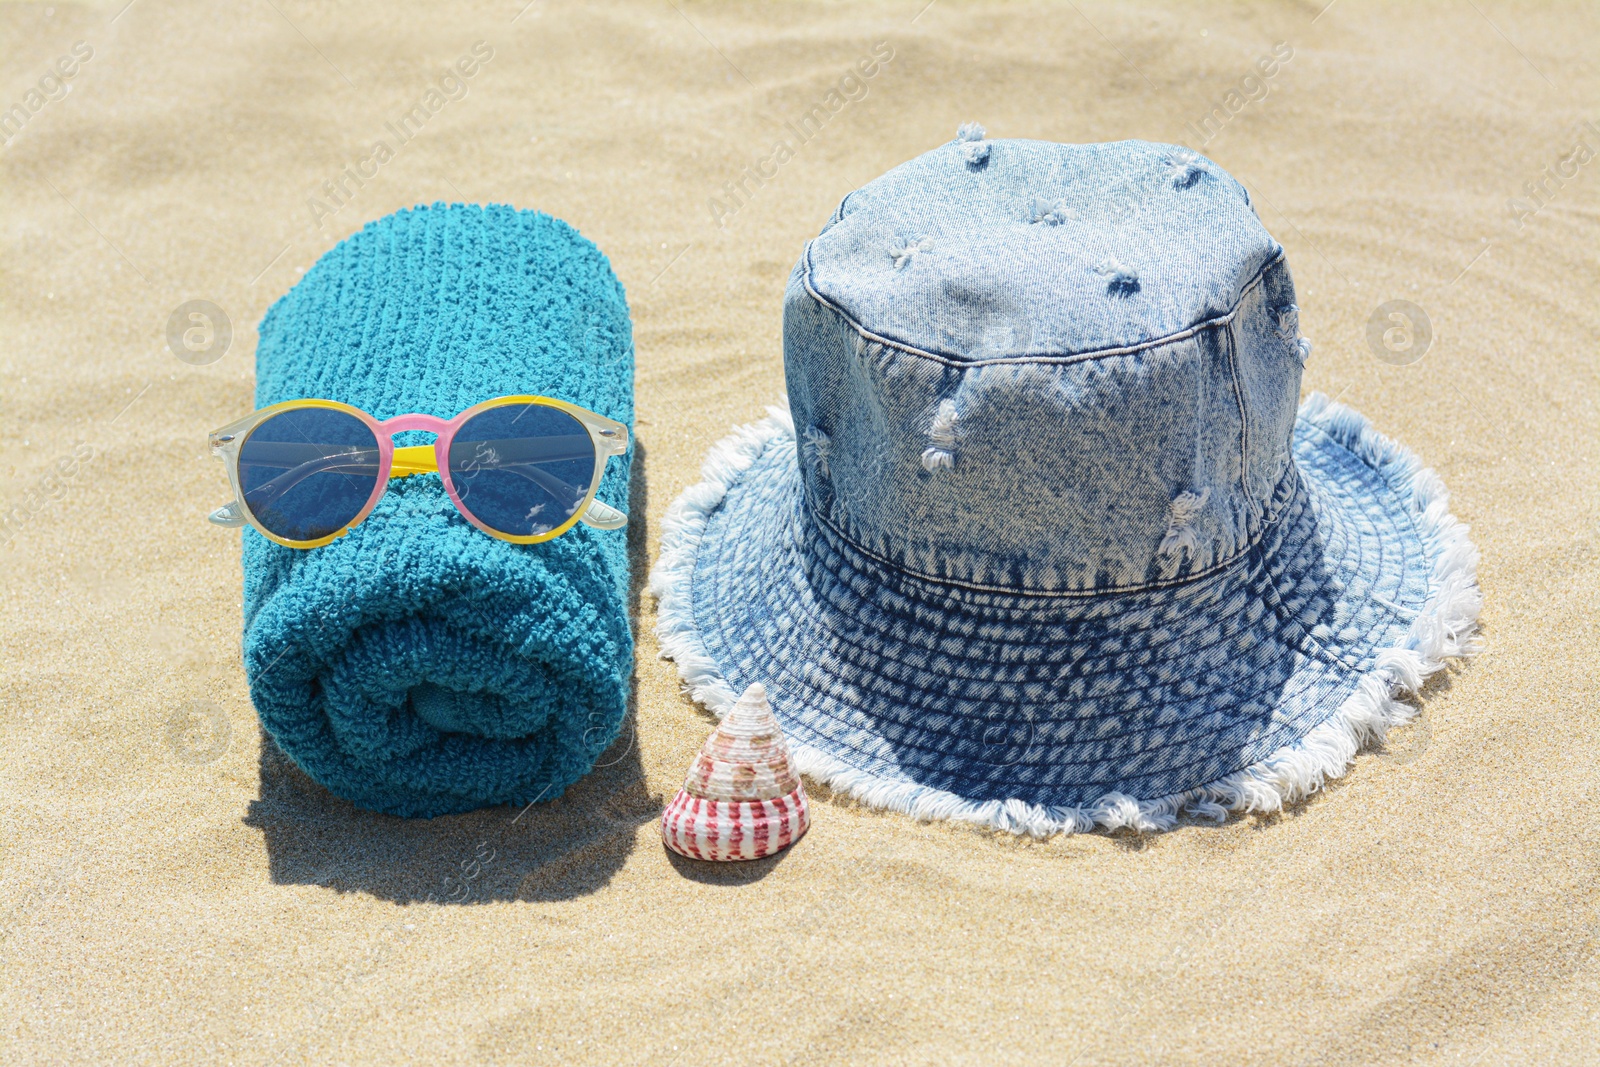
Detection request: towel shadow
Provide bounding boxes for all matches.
[242,441,663,904]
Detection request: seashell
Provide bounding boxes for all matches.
[661,682,810,861]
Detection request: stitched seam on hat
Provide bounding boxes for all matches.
[808,482,1282,600]
[1292,627,1369,674]
[800,242,1285,368]
[1294,417,1428,550]
[1220,315,1258,532]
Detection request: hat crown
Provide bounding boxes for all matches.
[785,137,1306,594]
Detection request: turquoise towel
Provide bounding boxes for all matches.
[242,203,634,818]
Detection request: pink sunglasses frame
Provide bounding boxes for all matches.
[206,395,629,548]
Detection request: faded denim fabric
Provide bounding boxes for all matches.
[789,138,1300,593]
[675,137,1461,810]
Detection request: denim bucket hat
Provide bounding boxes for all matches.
[651,131,1482,837]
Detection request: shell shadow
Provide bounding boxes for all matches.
[663,842,793,885]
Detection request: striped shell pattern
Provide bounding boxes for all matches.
[661,682,810,861]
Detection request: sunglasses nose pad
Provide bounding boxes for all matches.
[580,498,627,530]
[208,501,247,527]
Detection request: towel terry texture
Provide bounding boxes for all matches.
[242,203,635,818]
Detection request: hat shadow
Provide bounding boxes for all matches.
[242,442,663,904]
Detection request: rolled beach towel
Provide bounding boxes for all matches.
[241,203,634,818]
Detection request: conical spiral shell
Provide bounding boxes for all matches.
[662,683,810,861]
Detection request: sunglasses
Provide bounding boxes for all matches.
[205,396,628,548]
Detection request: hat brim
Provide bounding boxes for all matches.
[650,393,1480,837]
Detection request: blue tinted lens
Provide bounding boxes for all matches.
[448,403,596,537]
[238,407,380,542]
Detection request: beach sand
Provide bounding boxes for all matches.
[2,1,1597,1063]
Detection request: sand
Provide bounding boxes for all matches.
[2,0,1597,1063]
